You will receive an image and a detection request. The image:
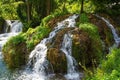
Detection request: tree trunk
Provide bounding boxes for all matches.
[46,0,50,15]
[80,0,84,13]
[26,0,31,22]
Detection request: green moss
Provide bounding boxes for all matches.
[72,23,103,70]
[80,13,89,23]
[25,26,50,51]
[2,34,27,69]
[89,14,114,48]
[47,48,67,73]
[47,28,74,73]
[80,23,103,61]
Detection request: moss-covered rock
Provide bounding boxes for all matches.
[47,48,67,73]
[72,23,103,70]
[72,28,90,67]
[47,14,72,29]
[2,34,28,69]
[89,14,114,53]
[47,28,74,73]
[0,17,5,33]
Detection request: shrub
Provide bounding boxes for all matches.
[80,13,89,23]
[87,48,120,80]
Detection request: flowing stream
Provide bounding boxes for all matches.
[17,14,81,80]
[0,20,23,80]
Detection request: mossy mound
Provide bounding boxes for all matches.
[72,23,103,68]
[72,28,91,67]
[72,23,103,70]
[0,17,5,33]
[79,23,103,68]
[47,23,103,73]
[47,48,67,73]
[47,28,74,73]
[2,34,27,69]
[89,14,114,53]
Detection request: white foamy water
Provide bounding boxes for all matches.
[5,20,23,33]
[61,33,80,80]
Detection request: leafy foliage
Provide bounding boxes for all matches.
[0,1,23,19]
[86,48,120,80]
[80,13,89,23]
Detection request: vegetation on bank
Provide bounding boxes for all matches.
[86,48,120,80]
[0,0,120,79]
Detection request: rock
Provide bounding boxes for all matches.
[72,29,91,67]
[0,17,5,33]
[47,14,72,29]
[2,35,28,69]
[47,48,67,73]
[47,28,74,73]
[49,74,66,80]
[89,14,114,53]
[72,25,103,70]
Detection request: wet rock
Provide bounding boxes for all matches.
[49,74,66,80]
[47,28,74,73]
[47,14,72,29]
[71,25,103,70]
[47,48,67,73]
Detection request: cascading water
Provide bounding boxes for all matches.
[0,20,23,80]
[17,14,81,80]
[5,20,23,33]
[95,14,120,47]
[61,33,80,80]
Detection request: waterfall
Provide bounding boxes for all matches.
[0,20,23,51]
[17,14,80,80]
[5,20,23,33]
[61,33,80,80]
[0,20,23,80]
[95,14,120,47]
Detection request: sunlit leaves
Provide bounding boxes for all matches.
[0,1,23,19]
